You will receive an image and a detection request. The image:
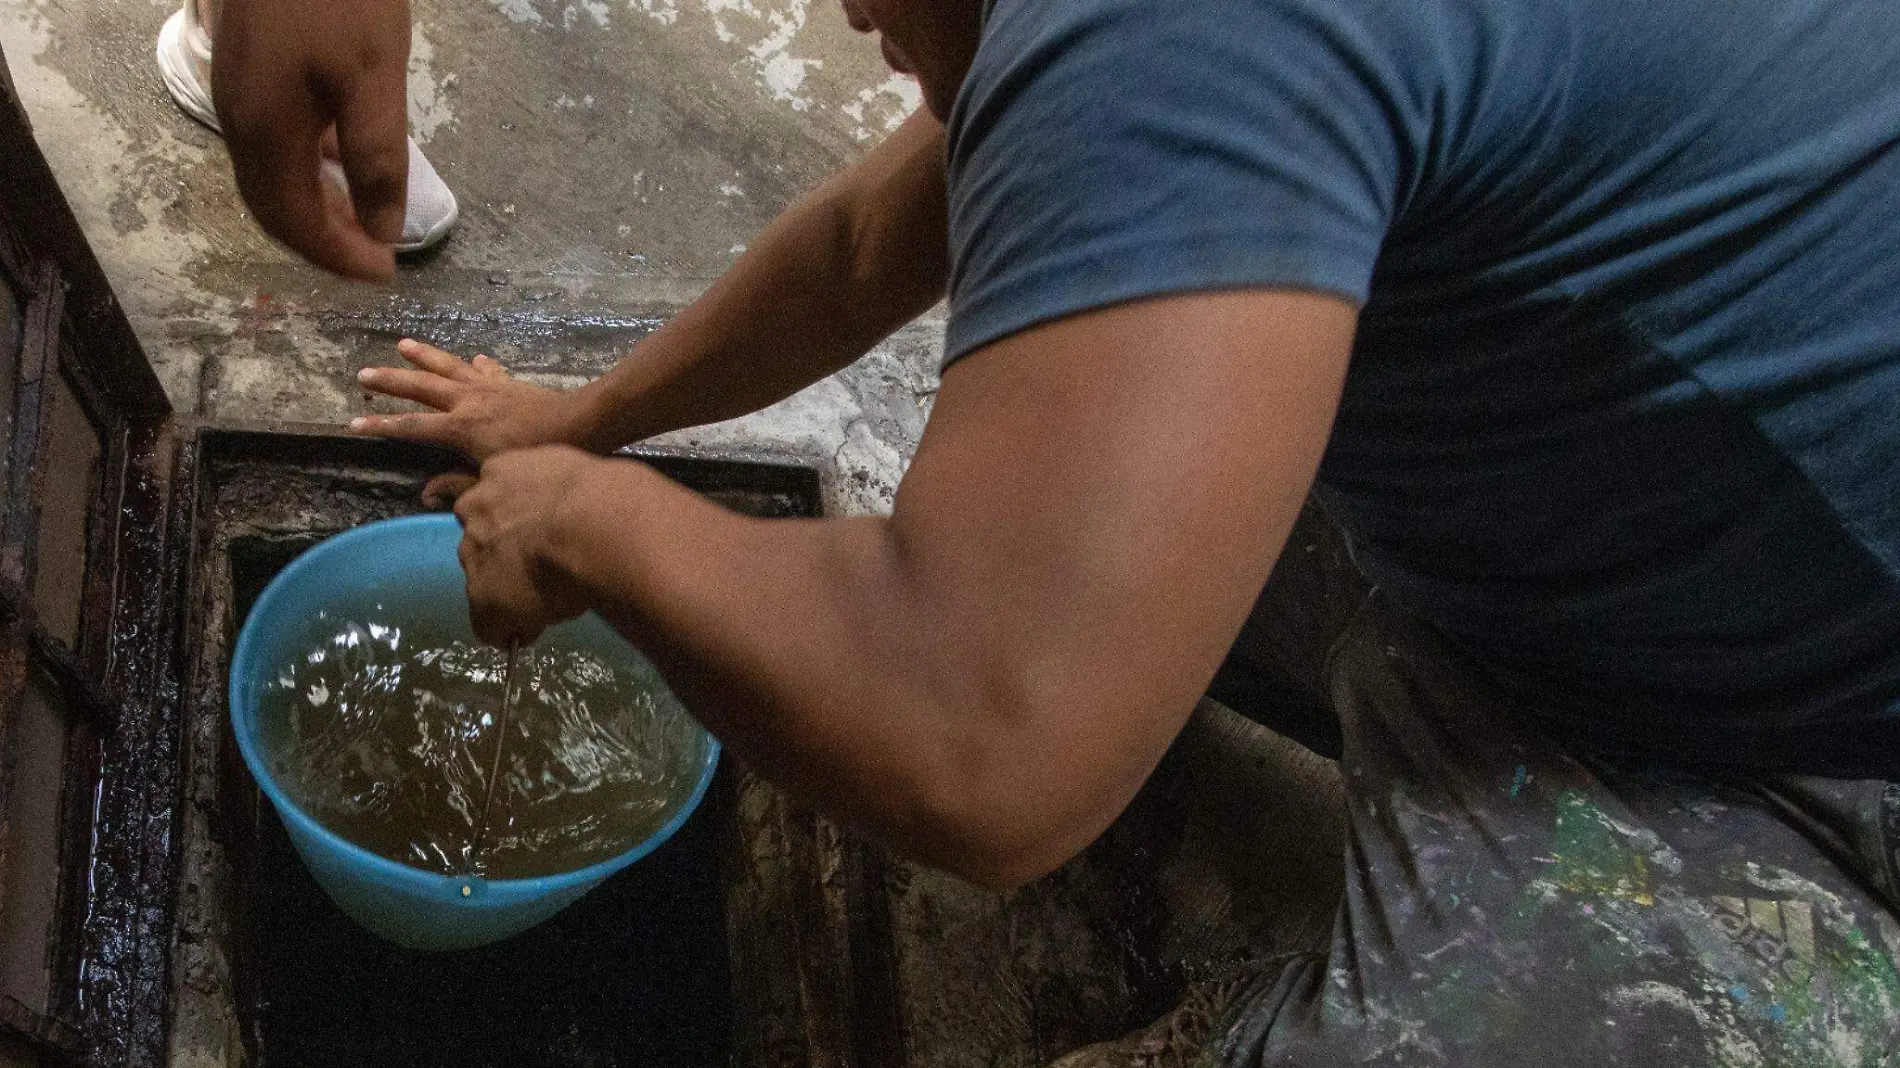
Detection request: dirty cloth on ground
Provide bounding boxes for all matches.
[1216,595,1900,1067]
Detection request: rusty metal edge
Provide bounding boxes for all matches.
[0,261,98,1063]
[722,787,909,1068]
[840,842,907,1068]
[183,418,825,512]
[0,61,186,1066]
[73,417,191,1068]
[1,263,62,596]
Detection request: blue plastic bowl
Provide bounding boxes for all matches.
[229,514,719,951]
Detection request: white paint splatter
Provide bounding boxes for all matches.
[845,73,921,141]
[630,0,682,26]
[1608,983,1764,1068]
[746,1,824,110]
[406,27,457,143]
[583,0,612,24]
[1741,864,1853,919]
[491,0,547,25]
[877,76,923,125]
[693,0,825,110]
[717,181,745,197]
[758,54,818,108]
[704,0,763,19]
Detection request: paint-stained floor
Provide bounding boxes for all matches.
[0,0,939,513]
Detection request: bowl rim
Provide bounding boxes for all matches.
[228,513,722,896]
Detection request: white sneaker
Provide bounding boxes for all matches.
[156,5,459,253]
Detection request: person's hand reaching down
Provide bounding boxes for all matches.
[355,339,598,478]
[213,0,413,280]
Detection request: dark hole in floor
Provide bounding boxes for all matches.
[228,536,735,1068]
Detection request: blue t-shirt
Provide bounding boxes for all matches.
[943,0,1900,777]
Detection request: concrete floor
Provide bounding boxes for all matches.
[0,0,939,513]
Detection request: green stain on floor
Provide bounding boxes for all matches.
[1547,792,1655,907]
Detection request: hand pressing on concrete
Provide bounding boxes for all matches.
[355,339,598,478]
[211,0,411,280]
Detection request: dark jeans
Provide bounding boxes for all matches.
[1214,594,1900,1067]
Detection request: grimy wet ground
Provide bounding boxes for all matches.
[0,0,941,515]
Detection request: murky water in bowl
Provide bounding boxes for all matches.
[256,594,705,880]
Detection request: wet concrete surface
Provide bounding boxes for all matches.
[0,0,937,513]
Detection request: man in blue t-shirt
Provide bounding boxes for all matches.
[220,0,1900,1060]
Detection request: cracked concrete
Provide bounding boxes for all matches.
[0,0,940,512]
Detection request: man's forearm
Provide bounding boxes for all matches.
[510,290,1357,889]
[571,112,949,450]
[539,458,1028,882]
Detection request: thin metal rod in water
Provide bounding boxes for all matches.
[466,644,520,876]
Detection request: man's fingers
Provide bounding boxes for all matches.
[228,119,396,282]
[396,338,478,380]
[350,410,462,448]
[423,471,478,508]
[248,167,396,280]
[458,543,547,647]
[358,366,461,410]
[207,0,409,281]
[334,71,410,246]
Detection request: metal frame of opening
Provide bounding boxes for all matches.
[0,221,103,1068]
[0,269,95,1067]
[0,63,197,1068]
